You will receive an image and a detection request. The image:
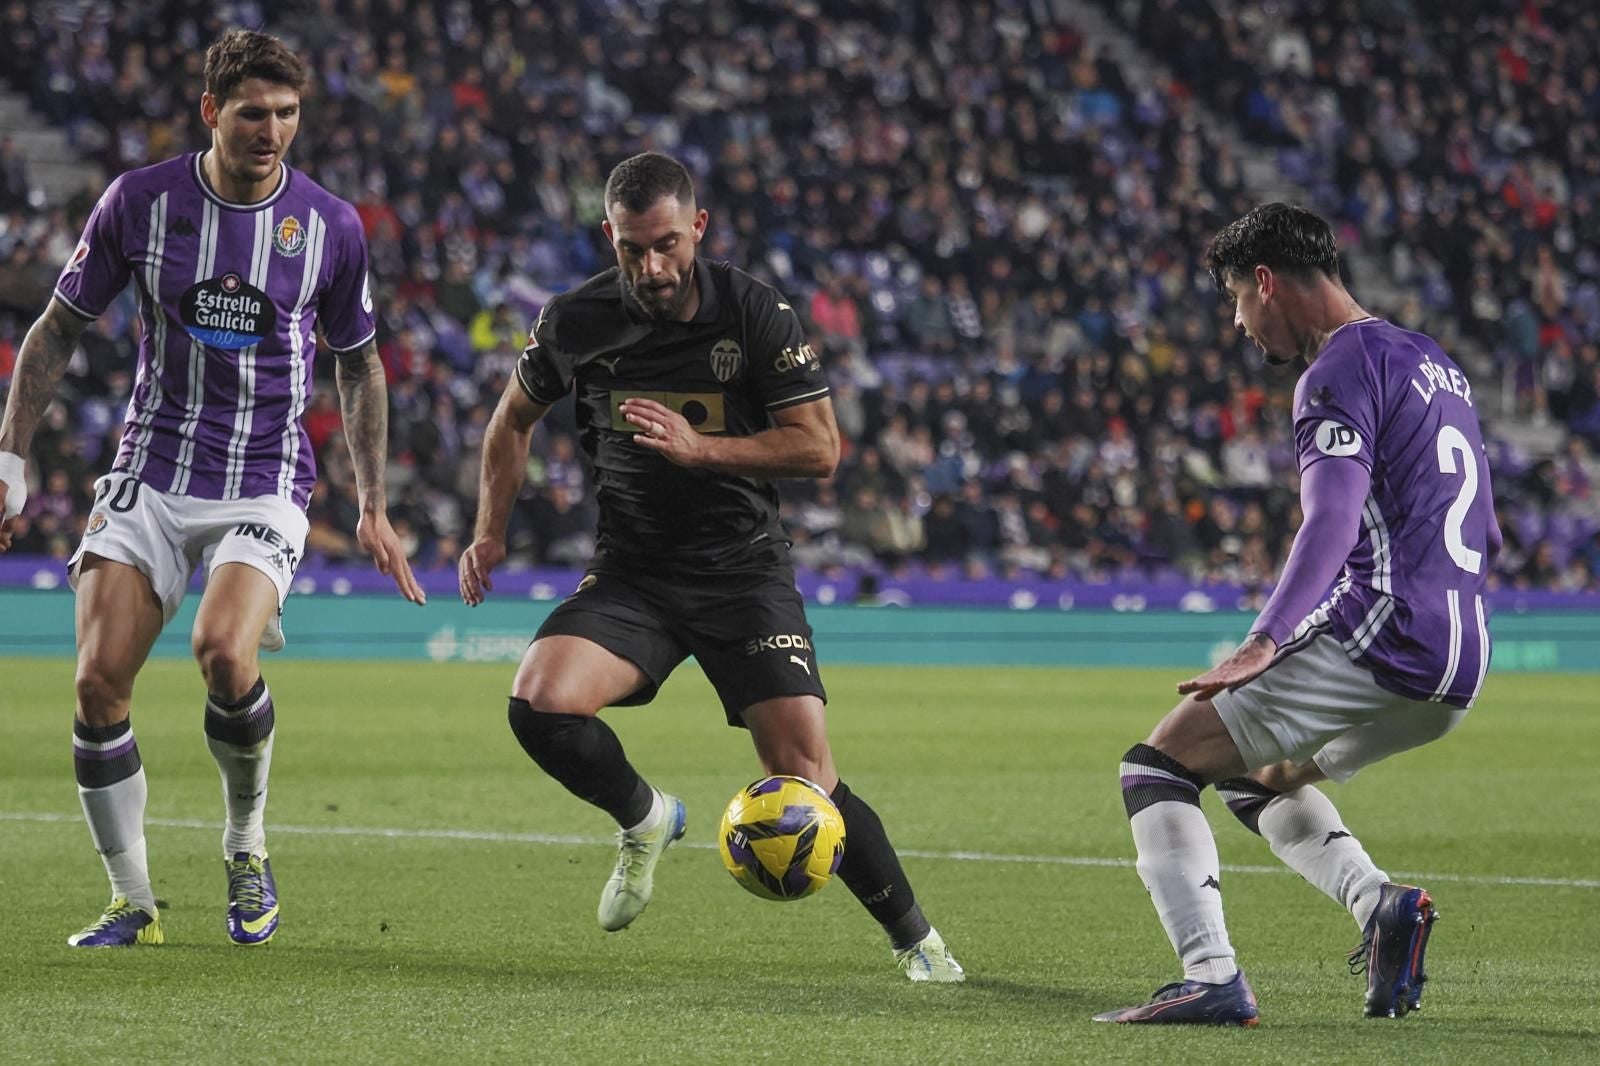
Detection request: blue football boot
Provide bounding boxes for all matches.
[1093,969,1260,1026]
[1350,883,1437,1018]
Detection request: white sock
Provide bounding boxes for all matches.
[1131,801,1238,983]
[205,683,275,858]
[623,788,665,835]
[79,768,156,913]
[1258,786,1388,930]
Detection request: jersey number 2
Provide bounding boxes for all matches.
[1436,425,1481,574]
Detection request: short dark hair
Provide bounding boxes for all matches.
[604,152,695,214]
[204,30,307,104]
[1206,202,1340,292]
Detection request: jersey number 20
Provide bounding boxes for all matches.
[1436,425,1482,574]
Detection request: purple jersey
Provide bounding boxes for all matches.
[1291,318,1497,707]
[54,152,375,509]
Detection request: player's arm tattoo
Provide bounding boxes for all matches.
[474,377,548,541]
[333,339,390,512]
[0,300,89,455]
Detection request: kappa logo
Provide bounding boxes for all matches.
[1315,420,1362,457]
[1201,875,1222,891]
[1307,384,1335,408]
[168,216,198,238]
[709,339,741,382]
[65,239,91,274]
[273,215,306,257]
[233,523,299,575]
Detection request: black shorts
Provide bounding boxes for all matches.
[535,552,827,726]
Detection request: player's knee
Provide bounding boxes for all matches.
[192,630,257,699]
[74,662,132,724]
[1119,742,1205,817]
[759,746,830,785]
[513,672,600,717]
[508,698,588,759]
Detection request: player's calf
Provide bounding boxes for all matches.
[1113,744,1242,995]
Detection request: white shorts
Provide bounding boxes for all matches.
[1213,631,1468,783]
[69,473,309,652]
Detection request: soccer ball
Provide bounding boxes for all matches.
[718,775,846,901]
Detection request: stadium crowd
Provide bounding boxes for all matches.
[0,0,1597,594]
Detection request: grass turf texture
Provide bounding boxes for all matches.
[2,658,1597,1064]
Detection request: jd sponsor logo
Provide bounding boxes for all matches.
[742,633,813,657]
[181,274,277,350]
[1314,420,1362,457]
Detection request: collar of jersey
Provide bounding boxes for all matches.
[620,258,720,325]
[191,151,292,212]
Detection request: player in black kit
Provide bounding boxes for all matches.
[459,153,963,981]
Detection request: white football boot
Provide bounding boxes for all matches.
[597,791,687,932]
[894,926,966,982]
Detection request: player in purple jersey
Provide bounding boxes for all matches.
[1094,204,1501,1025]
[0,31,423,949]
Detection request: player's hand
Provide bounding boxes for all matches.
[356,508,426,605]
[1177,633,1277,701]
[459,535,506,606]
[0,480,18,553]
[620,397,705,466]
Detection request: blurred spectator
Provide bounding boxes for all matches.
[0,0,1589,595]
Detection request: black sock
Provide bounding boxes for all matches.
[1215,777,1283,835]
[829,779,931,949]
[507,698,654,827]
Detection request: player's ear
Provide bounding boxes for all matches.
[691,208,708,242]
[601,218,614,245]
[1255,264,1274,301]
[200,92,220,130]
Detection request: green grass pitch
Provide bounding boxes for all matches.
[2,658,1597,1064]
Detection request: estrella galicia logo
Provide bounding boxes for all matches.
[180,273,276,350]
[1314,419,1362,457]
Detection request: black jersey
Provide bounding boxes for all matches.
[514,258,831,570]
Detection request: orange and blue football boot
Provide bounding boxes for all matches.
[1093,970,1260,1026]
[1350,883,1437,1018]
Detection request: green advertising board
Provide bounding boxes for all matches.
[0,590,1591,671]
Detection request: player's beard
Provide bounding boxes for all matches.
[622,271,694,321]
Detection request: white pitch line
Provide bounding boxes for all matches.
[5,811,1596,891]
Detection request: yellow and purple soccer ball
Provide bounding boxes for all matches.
[718,775,846,901]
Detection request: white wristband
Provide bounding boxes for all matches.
[0,450,27,520]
